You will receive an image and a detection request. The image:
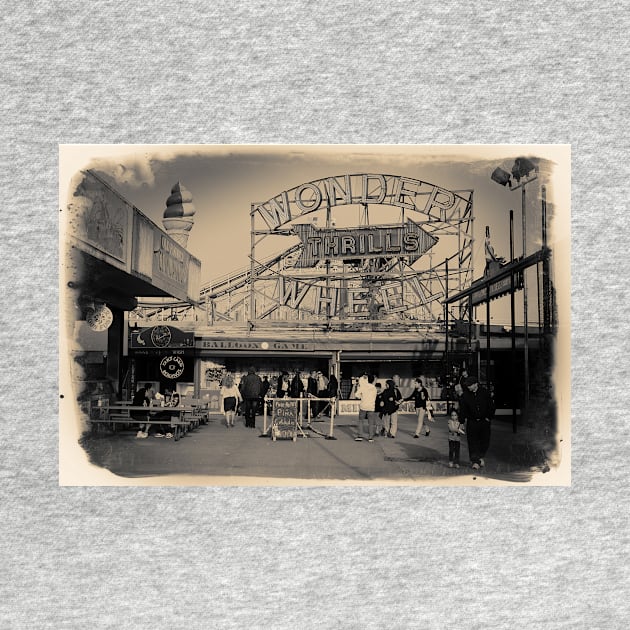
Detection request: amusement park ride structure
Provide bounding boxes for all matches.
[130,174,477,332]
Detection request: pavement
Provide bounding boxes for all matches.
[79,411,560,485]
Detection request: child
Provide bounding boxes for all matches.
[447,409,466,468]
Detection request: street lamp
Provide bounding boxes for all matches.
[492,157,538,418]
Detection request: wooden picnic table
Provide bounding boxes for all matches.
[91,403,205,441]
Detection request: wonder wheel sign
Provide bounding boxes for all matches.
[201,173,474,327]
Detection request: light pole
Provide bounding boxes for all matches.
[491,158,538,418]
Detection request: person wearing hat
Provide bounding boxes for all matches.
[458,375,495,470]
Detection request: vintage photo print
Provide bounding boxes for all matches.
[59,144,570,486]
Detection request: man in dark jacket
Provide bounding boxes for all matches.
[289,371,305,399]
[239,367,263,428]
[304,370,317,419]
[458,375,495,469]
[321,373,339,417]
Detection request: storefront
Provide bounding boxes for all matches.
[190,328,464,409]
[64,171,201,413]
[127,325,196,399]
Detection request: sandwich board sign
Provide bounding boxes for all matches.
[271,399,299,442]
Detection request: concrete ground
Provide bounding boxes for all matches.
[79,411,557,485]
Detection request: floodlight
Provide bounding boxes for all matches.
[511,157,537,182]
[491,167,511,187]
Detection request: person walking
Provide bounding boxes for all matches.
[381,379,403,438]
[353,374,377,442]
[240,366,263,428]
[458,375,495,470]
[446,408,466,468]
[405,377,432,438]
[220,373,242,428]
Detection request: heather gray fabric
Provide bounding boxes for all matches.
[3,1,628,628]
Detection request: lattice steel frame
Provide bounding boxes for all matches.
[199,174,475,330]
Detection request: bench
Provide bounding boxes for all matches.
[89,403,198,441]
[180,398,210,427]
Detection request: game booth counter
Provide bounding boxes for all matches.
[122,321,458,422]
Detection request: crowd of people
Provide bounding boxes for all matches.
[218,367,339,429]
[131,366,496,470]
[350,371,495,469]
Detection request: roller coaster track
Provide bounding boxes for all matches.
[199,243,302,300]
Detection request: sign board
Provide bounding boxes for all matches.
[253,173,470,230]
[160,355,185,379]
[292,220,437,267]
[67,171,202,303]
[337,400,449,416]
[198,339,314,351]
[470,270,524,306]
[130,326,194,349]
[271,399,299,441]
[429,400,449,416]
[69,172,130,263]
[152,232,191,299]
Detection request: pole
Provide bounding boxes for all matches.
[522,186,530,414]
[250,204,256,324]
[326,199,332,324]
[510,209,517,433]
[326,398,337,440]
[542,185,551,335]
[467,295,473,350]
[444,258,449,392]
[486,283,491,387]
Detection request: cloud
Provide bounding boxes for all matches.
[87,155,157,189]
[83,146,211,189]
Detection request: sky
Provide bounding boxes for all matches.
[60,145,570,326]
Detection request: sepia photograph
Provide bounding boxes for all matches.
[59,144,570,486]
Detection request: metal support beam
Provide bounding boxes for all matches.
[510,210,517,433]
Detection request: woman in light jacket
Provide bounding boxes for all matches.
[220,373,242,428]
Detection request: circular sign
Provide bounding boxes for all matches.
[86,304,113,332]
[151,325,172,347]
[160,355,185,379]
